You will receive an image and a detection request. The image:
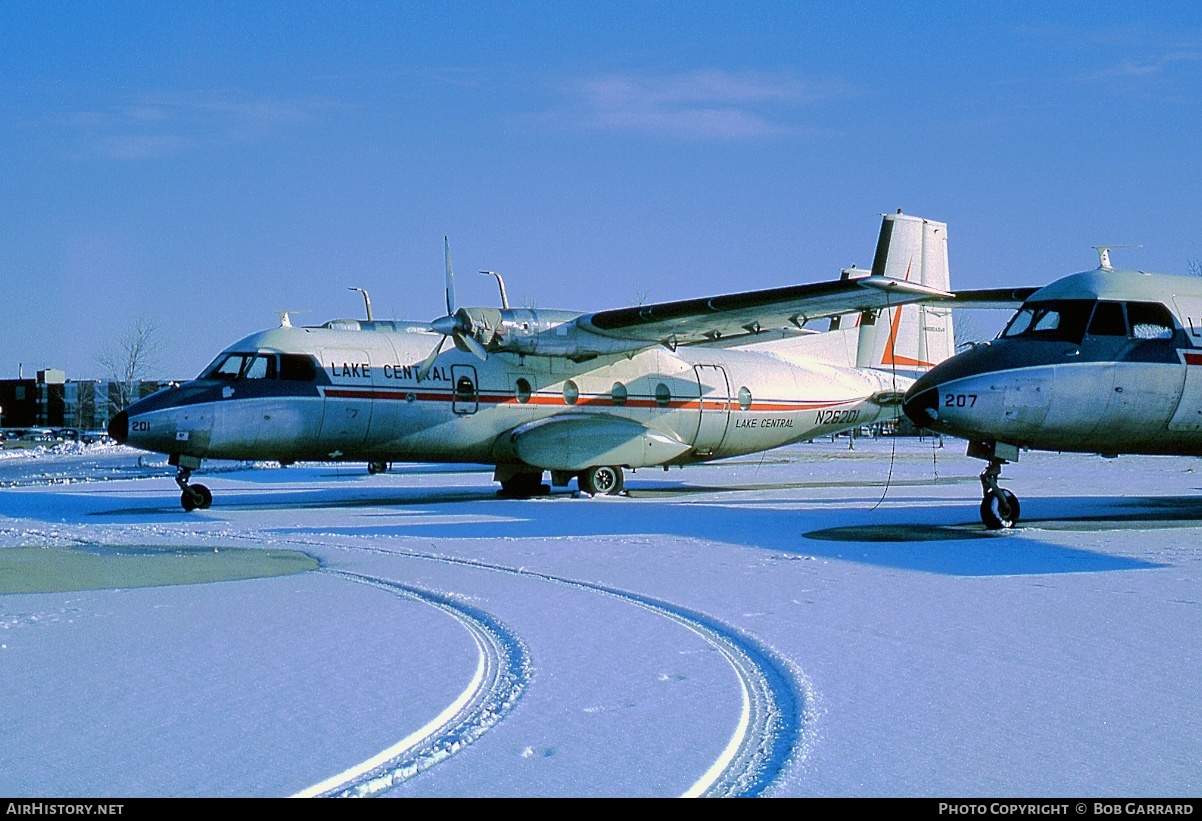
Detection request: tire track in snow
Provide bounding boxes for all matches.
[304,541,808,797]
[505,567,803,797]
[292,569,531,798]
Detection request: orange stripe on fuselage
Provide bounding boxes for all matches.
[322,386,855,413]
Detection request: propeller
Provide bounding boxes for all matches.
[417,238,488,380]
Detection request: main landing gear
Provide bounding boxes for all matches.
[367,461,390,475]
[494,465,626,498]
[968,440,1021,529]
[176,466,212,512]
[579,465,624,496]
[497,470,550,499]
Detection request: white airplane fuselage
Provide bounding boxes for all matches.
[109,212,953,508]
[904,269,1202,457]
[113,324,901,469]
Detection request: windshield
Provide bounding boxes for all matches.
[1001,300,1094,344]
[199,352,278,381]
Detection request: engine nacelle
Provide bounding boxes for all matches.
[460,307,645,360]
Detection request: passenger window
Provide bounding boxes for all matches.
[655,383,671,408]
[279,354,317,382]
[738,387,753,411]
[611,382,628,406]
[1088,302,1127,336]
[515,378,532,404]
[1126,302,1175,340]
[563,380,579,405]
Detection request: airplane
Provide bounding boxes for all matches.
[108,212,959,511]
[903,246,1202,529]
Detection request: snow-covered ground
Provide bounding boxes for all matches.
[1,438,1200,797]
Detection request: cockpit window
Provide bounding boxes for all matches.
[200,352,279,381]
[279,354,317,381]
[1001,300,1093,344]
[244,354,277,380]
[1126,301,1176,340]
[1088,301,1127,336]
[201,353,249,381]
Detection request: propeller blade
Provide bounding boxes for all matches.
[457,331,489,362]
[417,335,447,381]
[444,236,456,315]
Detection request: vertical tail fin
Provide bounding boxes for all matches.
[856,212,955,378]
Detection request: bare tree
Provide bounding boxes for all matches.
[952,309,989,351]
[1188,257,1202,277]
[95,315,167,411]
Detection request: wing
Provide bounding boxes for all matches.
[577,275,952,348]
[948,287,1039,309]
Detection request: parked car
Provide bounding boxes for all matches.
[2,429,64,450]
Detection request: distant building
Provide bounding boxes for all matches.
[0,380,37,428]
[0,370,175,432]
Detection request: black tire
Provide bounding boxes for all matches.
[181,489,197,512]
[580,465,624,496]
[367,461,388,475]
[190,484,213,510]
[499,472,547,498]
[980,488,1019,530]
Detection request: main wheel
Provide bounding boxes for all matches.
[367,461,389,475]
[980,488,1019,530]
[499,472,547,498]
[580,465,624,496]
[181,484,212,512]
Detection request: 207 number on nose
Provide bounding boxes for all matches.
[944,393,977,407]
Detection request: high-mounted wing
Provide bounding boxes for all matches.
[429,213,958,362]
[579,274,951,348]
[947,287,1039,309]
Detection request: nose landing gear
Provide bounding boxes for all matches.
[175,466,212,512]
[968,440,1021,529]
[980,461,1019,530]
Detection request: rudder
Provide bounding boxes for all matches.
[855,212,955,378]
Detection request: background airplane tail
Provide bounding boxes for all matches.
[853,212,955,379]
[761,212,955,374]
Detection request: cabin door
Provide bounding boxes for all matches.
[318,348,373,456]
[693,364,731,455]
[452,364,479,415]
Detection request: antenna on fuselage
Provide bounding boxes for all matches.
[277,310,308,328]
[348,287,374,321]
[480,270,510,309]
[1093,245,1142,271]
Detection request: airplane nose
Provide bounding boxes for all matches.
[902,385,940,429]
[108,410,129,444]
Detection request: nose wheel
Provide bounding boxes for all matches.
[175,467,212,512]
[979,460,1019,529]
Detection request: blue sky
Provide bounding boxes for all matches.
[3,2,1201,378]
